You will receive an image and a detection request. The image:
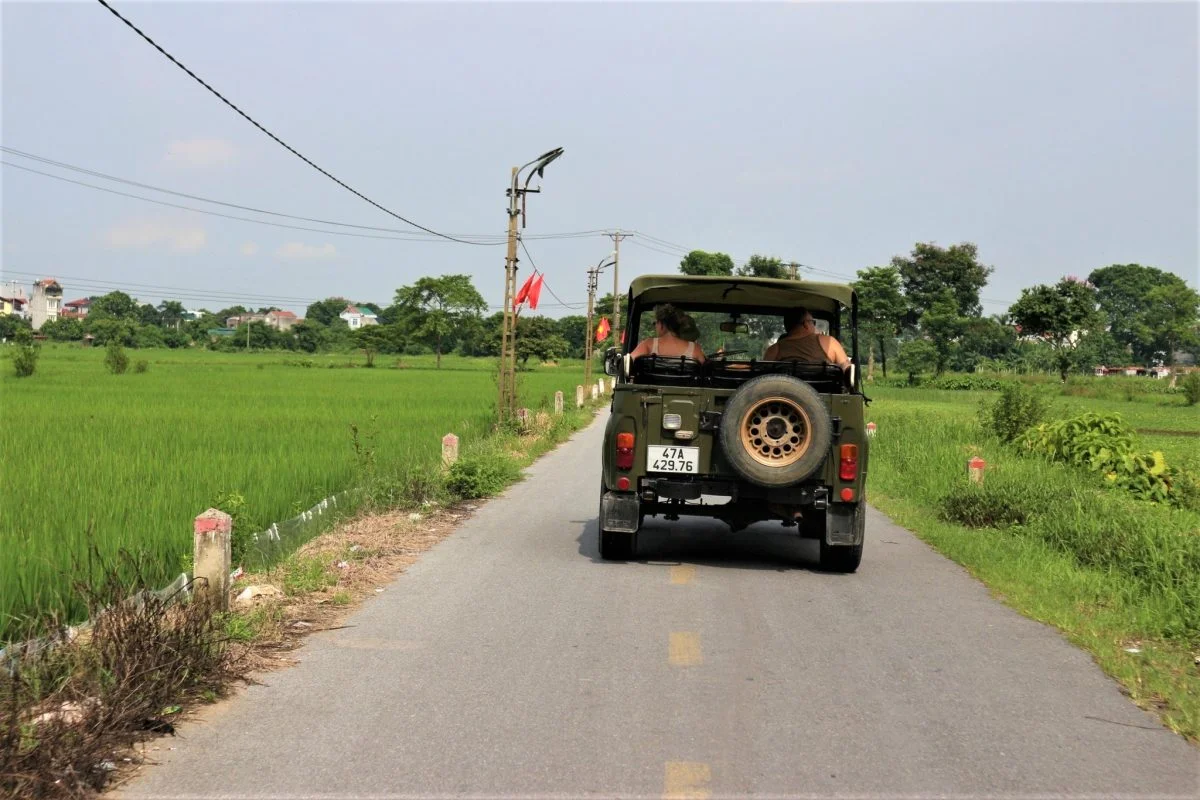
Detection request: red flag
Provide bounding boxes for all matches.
[514,272,535,306]
[595,317,611,342]
[527,274,545,310]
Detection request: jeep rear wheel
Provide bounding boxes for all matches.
[819,539,863,573]
[719,374,833,488]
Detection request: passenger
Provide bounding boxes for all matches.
[763,307,849,368]
[629,304,706,363]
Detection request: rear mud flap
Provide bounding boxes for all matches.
[826,503,865,546]
[601,492,640,533]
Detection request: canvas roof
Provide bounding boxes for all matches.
[627,274,855,313]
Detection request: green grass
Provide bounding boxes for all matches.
[1,345,592,640]
[864,383,1200,739]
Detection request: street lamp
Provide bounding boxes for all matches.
[498,147,564,418]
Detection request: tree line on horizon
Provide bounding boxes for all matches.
[3,242,1196,377]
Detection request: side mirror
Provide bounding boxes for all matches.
[603,346,621,377]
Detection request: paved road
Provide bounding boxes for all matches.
[120,414,1198,799]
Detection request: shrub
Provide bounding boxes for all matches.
[929,374,1007,391]
[446,452,520,499]
[1018,412,1178,504]
[11,344,39,378]
[104,339,129,374]
[134,359,149,374]
[939,482,1046,528]
[979,382,1048,443]
[1182,372,1200,406]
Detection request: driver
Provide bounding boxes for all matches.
[764,307,849,368]
[629,304,706,363]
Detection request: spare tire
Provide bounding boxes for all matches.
[718,374,832,488]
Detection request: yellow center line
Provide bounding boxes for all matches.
[669,565,696,585]
[663,761,711,799]
[668,631,702,667]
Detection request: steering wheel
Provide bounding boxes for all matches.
[711,348,749,360]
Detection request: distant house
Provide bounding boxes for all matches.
[29,279,63,330]
[61,297,92,320]
[265,310,300,331]
[0,281,26,317]
[339,305,379,329]
[225,313,267,328]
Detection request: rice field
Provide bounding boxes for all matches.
[0,346,589,639]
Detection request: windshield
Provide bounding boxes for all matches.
[629,305,832,358]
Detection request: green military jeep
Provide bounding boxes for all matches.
[599,274,870,572]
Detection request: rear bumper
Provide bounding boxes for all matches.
[640,476,830,507]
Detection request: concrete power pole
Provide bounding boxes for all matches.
[497,148,564,420]
[498,166,521,419]
[606,230,631,347]
[584,267,598,391]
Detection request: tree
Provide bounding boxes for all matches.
[292,320,327,353]
[39,317,84,342]
[85,317,136,346]
[304,297,351,327]
[354,325,398,367]
[679,250,735,277]
[955,316,1016,372]
[137,303,162,327]
[1142,283,1200,365]
[555,315,588,359]
[736,255,795,280]
[892,242,993,320]
[515,315,569,365]
[894,338,938,384]
[158,300,186,329]
[920,290,964,376]
[853,266,906,377]
[394,274,486,368]
[89,291,139,321]
[1008,276,1101,381]
[1088,264,1171,360]
[0,314,32,342]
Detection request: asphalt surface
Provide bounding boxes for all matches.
[119,413,1198,799]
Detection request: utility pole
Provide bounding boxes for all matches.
[606,230,631,348]
[498,166,521,419]
[584,255,616,391]
[584,267,598,391]
[497,148,564,420]
[788,261,800,280]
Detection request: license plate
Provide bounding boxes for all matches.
[647,445,699,474]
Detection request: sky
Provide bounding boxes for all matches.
[2,1,1197,319]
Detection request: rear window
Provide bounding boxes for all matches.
[629,306,831,358]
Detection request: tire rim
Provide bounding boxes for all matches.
[739,396,811,467]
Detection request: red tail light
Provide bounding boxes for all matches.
[616,432,635,471]
[839,444,859,481]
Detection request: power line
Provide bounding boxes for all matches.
[94,0,492,246]
[517,239,586,310]
[2,146,508,243]
[2,161,495,245]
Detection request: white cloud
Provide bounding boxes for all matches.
[104,220,207,253]
[240,242,260,256]
[274,242,337,260]
[164,138,236,168]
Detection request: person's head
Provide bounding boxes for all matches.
[783,307,815,335]
[676,314,700,342]
[654,304,683,336]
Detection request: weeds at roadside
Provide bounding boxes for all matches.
[0,549,244,800]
